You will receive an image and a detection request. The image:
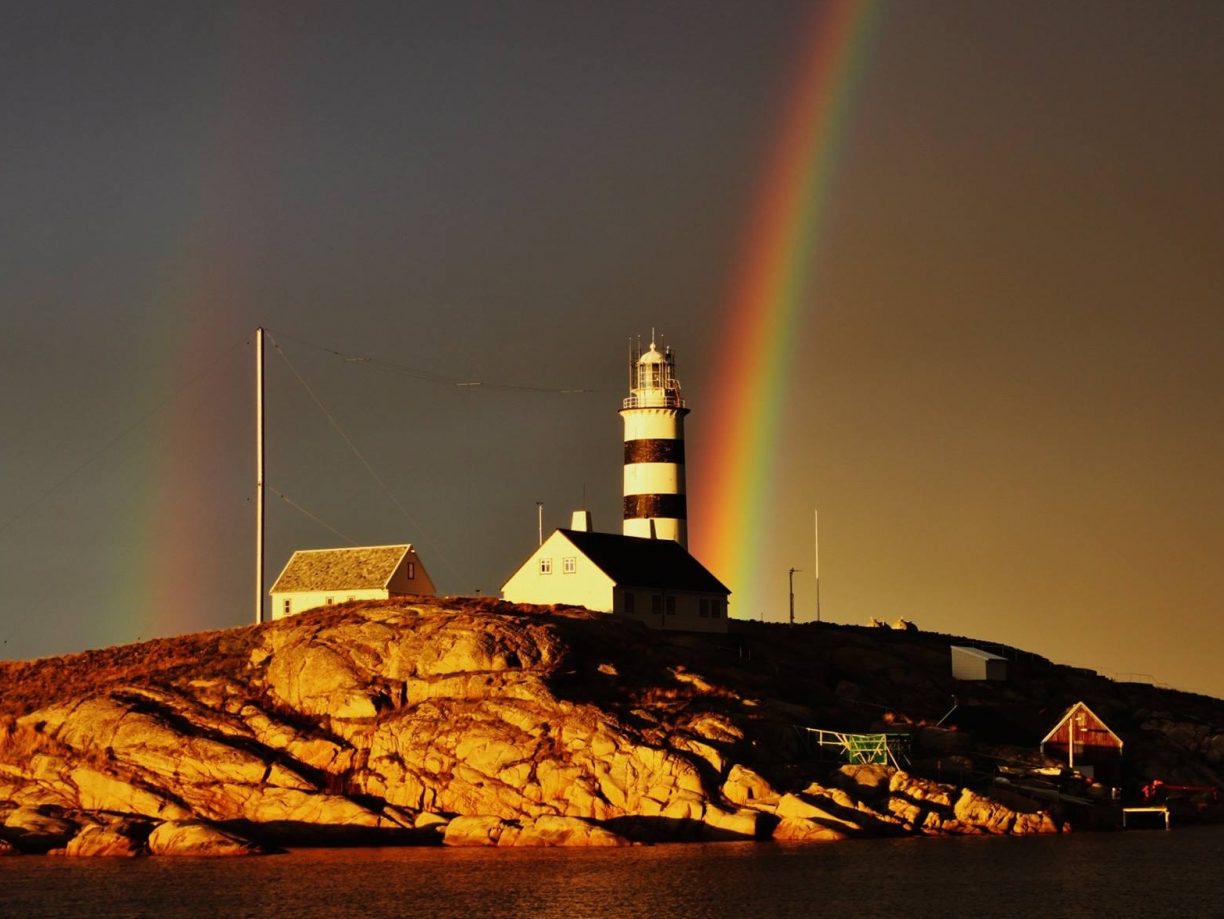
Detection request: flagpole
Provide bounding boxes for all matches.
[255,327,265,625]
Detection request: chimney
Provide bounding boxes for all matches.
[570,510,593,532]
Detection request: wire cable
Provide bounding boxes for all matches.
[272,489,358,545]
[266,331,461,580]
[270,328,608,395]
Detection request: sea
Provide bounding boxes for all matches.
[3,826,1223,919]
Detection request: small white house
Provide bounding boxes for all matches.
[269,544,435,620]
[501,526,730,634]
[950,645,1009,681]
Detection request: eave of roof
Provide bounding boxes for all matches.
[1039,700,1124,749]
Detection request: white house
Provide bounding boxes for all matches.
[501,525,730,634]
[269,544,435,620]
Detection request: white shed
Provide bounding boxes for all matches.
[269,544,435,620]
[950,645,1008,681]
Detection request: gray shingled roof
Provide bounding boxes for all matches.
[559,530,729,594]
[269,545,410,593]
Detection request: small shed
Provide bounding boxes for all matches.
[1040,701,1124,784]
[950,645,1008,681]
[269,544,435,620]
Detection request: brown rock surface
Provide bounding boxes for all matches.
[5,597,1215,853]
[772,818,849,842]
[722,764,779,807]
[61,820,148,857]
[146,820,262,857]
[442,815,515,847]
[2,806,77,853]
[509,815,630,847]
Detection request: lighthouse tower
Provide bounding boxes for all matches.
[620,336,690,547]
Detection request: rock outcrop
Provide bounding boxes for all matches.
[60,819,148,857]
[146,820,264,857]
[2,597,1216,854]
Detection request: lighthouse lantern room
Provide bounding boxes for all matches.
[620,336,690,547]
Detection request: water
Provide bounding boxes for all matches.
[4,827,1224,919]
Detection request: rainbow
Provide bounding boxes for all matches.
[106,6,281,645]
[691,0,884,616]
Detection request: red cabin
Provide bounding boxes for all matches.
[1040,701,1124,785]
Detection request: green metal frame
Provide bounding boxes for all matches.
[802,728,911,770]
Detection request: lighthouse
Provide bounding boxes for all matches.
[620,336,689,547]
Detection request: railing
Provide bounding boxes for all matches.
[622,391,686,410]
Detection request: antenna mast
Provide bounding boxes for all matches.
[255,327,265,625]
[788,567,801,626]
[814,508,821,623]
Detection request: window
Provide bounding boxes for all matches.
[562,557,576,574]
[651,594,663,615]
[408,562,416,580]
[326,597,334,605]
[539,558,553,575]
[699,599,710,618]
[348,596,356,602]
[624,592,636,614]
[282,599,291,615]
[665,596,676,615]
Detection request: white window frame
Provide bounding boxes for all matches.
[562,557,576,574]
[539,558,553,575]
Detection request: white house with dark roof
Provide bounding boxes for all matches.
[269,544,434,620]
[501,526,730,634]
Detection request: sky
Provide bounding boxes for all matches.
[2,1,1222,697]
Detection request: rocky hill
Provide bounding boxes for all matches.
[1,598,1221,856]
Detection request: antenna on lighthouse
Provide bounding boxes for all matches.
[255,327,265,625]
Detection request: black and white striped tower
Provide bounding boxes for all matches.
[620,336,689,547]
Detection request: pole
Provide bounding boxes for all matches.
[536,502,543,547]
[788,567,800,626]
[255,327,265,626]
[814,508,821,623]
[1069,715,1075,771]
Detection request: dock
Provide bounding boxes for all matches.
[1122,806,1171,829]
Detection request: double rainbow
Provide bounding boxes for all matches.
[692,0,884,616]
